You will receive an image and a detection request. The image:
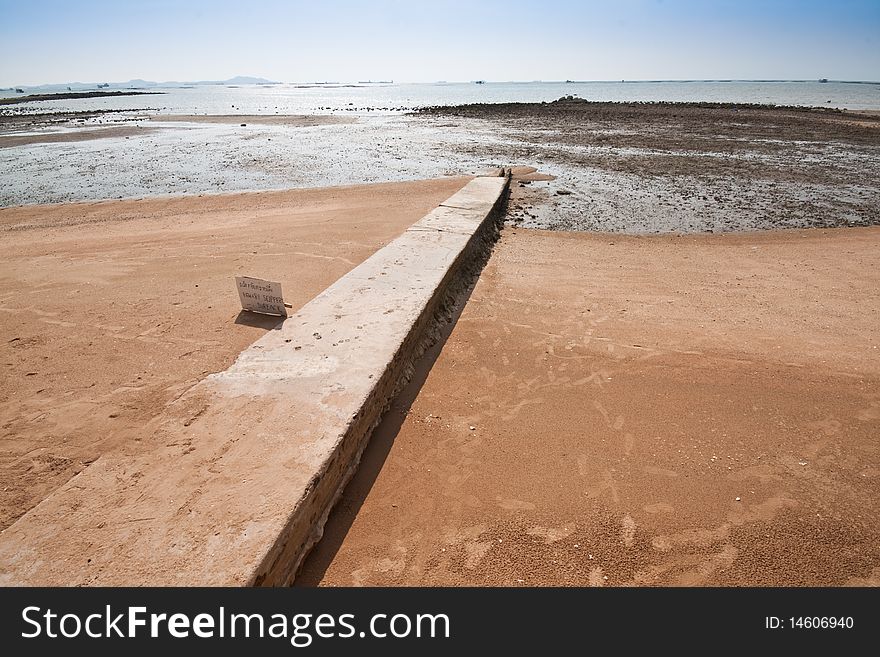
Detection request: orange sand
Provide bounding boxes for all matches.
[302,226,880,586]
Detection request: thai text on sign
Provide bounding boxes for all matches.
[235,276,287,317]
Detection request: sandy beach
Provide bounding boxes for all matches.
[0,177,470,530]
[1,98,879,588]
[301,223,880,586]
[5,1,880,648]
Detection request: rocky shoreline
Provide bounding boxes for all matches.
[418,99,880,232]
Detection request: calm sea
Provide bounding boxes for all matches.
[4,80,880,115]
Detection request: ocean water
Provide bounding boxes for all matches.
[4,80,880,116]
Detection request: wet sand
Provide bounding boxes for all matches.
[0,125,158,148]
[0,114,352,148]
[151,114,355,126]
[0,176,471,530]
[302,224,880,586]
[0,111,490,207]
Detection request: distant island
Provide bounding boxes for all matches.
[3,76,277,94]
[0,90,162,106]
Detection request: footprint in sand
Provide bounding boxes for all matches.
[350,556,407,586]
[651,495,797,554]
[463,541,493,569]
[527,525,576,544]
[806,416,842,436]
[496,497,536,511]
[843,567,880,586]
[643,502,675,514]
[588,566,606,587]
[583,469,620,503]
[644,465,679,478]
[856,401,880,422]
[677,543,738,586]
[621,514,637,547]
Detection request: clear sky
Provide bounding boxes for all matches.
[1,0,878,86]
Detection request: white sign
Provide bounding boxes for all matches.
[235,276,288,317]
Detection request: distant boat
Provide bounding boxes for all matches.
[565,79,573,83]
[819,78,829,83]
[97,83,109,88]
[474,80,485,84]
[14,88,23,93]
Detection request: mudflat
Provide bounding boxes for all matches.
[420,101,880,232]
[302,225,880,586]
[0,176,471,531]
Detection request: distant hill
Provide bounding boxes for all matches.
[126,79,158,88]
[223,76,275,85]
[175,76,277,86]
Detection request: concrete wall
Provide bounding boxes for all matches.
[0,174,509,586]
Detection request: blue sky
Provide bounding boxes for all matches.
[1,0,878,86]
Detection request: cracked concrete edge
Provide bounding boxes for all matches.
[276,171,511,586]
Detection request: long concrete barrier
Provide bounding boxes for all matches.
[0,174,509,586]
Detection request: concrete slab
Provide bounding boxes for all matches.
[413,206,490,235]
[0,175,509,586]
[438,176,507,212]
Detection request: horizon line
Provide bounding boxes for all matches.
[5,77,880,89]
